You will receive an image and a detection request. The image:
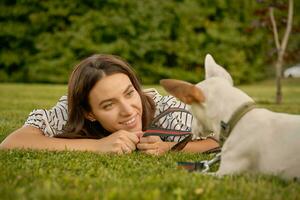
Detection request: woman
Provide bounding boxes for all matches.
[0,54,219,154]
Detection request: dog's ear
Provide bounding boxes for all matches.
[160,79,205,105]
[204,54,233,85]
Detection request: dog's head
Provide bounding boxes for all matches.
[160,54,251,138]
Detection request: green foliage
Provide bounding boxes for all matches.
[0,0,299,84]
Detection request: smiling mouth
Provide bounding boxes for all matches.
[120,115,138,127]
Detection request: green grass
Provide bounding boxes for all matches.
[0,79,300,200]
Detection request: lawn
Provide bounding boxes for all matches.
[0,79,300,200]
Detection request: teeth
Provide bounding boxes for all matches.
[123,116,136,125]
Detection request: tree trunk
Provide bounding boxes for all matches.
[269,0,293,104]
[275,52,283,104]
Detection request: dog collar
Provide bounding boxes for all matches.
[219,102,257,146]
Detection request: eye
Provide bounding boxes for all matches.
[103,102,114,110]
[126,89,135,97]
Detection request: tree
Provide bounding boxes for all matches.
[254,0,294,104]
[1,0,298,84]
[269,0,293,104]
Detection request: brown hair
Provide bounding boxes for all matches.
[59,54,155,139]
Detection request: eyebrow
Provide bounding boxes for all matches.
[99,84,134,107]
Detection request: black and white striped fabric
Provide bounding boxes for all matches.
[24,88,195,142]
[143,89,194,142]
[25,96,68,137]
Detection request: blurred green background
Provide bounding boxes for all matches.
[0,0,299,84]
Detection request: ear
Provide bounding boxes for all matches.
[85,112,97,122]
[160,79,205,105]
[205,54,233,85]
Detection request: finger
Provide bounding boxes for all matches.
[120,136,136,151]
[140,149,159,156]
[118,132,138,149]
[125,131,141,144]
[125,141,136,151]
[140,136,160,143]
[137,142,156,151]
[134,131,145,140]
[116,148,123,155]
[121,144,132,154]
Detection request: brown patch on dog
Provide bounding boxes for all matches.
[160,79,205,104]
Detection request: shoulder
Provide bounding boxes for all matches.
[146,88,193,131]
[143,88,183,110]
[24,95,68,137]
[143,89,196,142]
[143,88,162,103]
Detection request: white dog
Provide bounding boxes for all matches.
[160,54,300,180]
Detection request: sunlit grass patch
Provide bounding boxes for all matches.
[0,80,300,199]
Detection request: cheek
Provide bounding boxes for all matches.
[94,110,119,132]
[135,94,143,112]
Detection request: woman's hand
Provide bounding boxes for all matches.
[136,135,174,155]
[99,130,141,154]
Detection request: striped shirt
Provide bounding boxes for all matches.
[24,88,195,142]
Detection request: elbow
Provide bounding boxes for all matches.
[0,138,13,150]
[0,126,35,150]
[0,134,19,150]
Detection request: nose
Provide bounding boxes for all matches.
[119,99,134,116]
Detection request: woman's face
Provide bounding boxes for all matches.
[87,73,143,133]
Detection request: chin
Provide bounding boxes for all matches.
[129,124,142,132]
[129,122,142,132]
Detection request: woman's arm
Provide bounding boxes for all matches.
[0,126,99,151]
[0,126,141,154]
[181,138,219,153]
[137,135,219,155]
